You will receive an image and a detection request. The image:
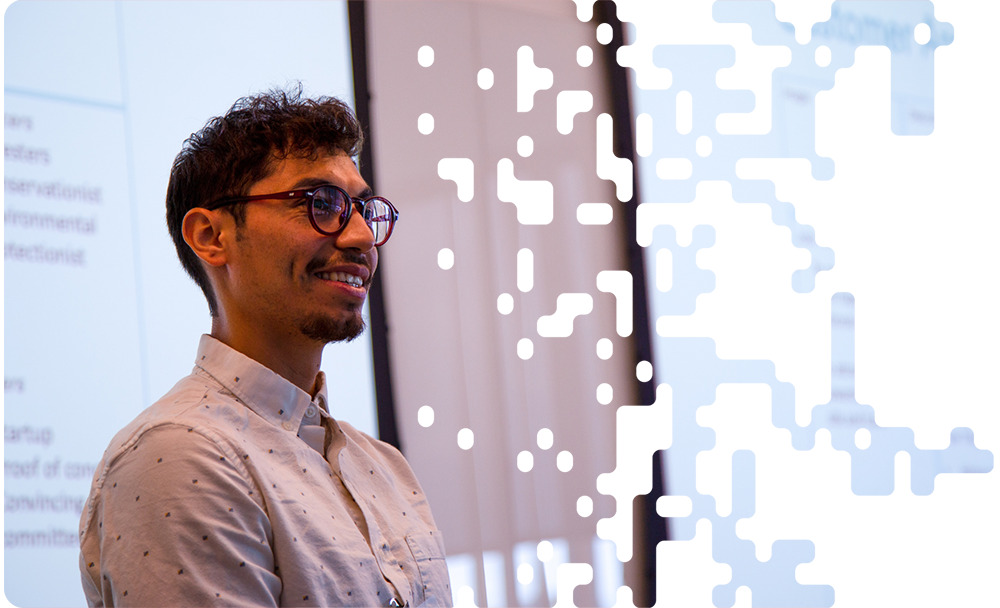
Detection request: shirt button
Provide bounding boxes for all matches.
[282,421,294,431]
[305,406,317,418]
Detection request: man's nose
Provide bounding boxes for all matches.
[335,204,376,252]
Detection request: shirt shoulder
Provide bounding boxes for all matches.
[336,420,412,471]
[82,370,260,522]
[100,369,251,460]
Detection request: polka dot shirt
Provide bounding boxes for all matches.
[79,335,452,607]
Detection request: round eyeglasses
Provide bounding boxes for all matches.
[205,184,398,246]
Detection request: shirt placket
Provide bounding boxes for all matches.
[336,444,412,607]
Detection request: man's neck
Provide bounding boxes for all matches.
[210,318,323,396]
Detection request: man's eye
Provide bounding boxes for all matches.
[312,199,343,215]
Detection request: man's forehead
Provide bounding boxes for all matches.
[255,151,369,196]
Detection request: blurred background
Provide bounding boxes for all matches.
[4,1,997,607]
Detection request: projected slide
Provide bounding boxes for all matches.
[5,88,140,536]
[4,3,372,606]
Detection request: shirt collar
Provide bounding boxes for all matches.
[195,334,325,433]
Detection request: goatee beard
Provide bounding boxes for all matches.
[300,312,366,343]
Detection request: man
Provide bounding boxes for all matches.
[79,88,452,607]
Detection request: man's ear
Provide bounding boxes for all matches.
[182,208,231,268]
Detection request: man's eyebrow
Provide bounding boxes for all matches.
[291,177,335,189]
[290,178,374,199]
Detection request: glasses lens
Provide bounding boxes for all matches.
[363,198,396,245]
[310,186,350,233]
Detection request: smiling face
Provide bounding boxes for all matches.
[223,152,378,347]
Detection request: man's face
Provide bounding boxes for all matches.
[224,152,378,344]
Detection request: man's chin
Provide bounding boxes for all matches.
[300,314,366,344]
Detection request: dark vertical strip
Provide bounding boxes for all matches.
[593,6,653,401]
[593,1,669,606]
[348,0,402,452]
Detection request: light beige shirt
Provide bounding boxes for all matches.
[79,335,452,607]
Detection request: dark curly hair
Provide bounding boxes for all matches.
[165,84,363,316]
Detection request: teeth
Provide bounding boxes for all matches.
[316,271,363,287]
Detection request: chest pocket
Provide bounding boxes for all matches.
[405,530,452,607]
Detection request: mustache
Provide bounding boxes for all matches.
[305,251,372,275]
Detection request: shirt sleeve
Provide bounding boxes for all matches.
[90,424,282,607]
